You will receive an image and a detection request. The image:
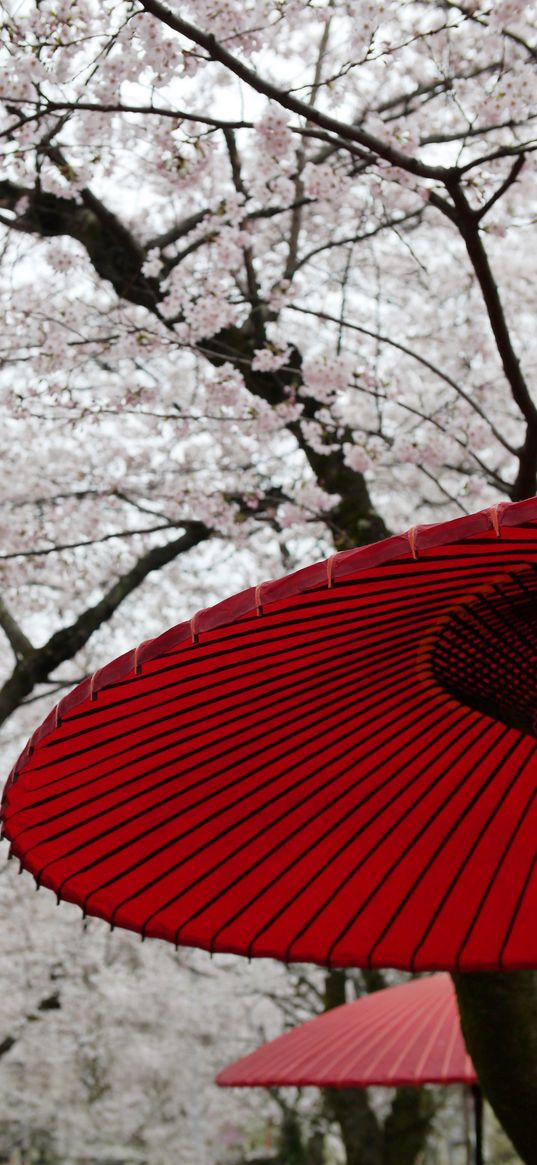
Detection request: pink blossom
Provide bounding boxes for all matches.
[302,352,354,404]
[256,108,294,159]
[343,444,372,473]
[251,345,291,372]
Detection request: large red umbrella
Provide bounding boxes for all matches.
[216,974,484,1163]
[2,497,537,972]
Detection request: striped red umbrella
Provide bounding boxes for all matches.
[216,974,484,1164]
[216,975,475,1088]
[2,497,537,972]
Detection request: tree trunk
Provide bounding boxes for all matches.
[453,971,537,1164]
[322,971,435,1165]
[382,1087,436,1165]
[324,1087,383,1165]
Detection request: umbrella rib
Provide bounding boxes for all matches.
[198,709,480,959]
[371,987,448,1081]
[23,551,535,780]
[312,720,506,965]
[276,715,497,964]
[29,586,460,765]
[22,597,444,783]
[498,841,537,967]
[38,580,463,734]
[13,645,422,835]
[34,550,535,738]
[79,688,448,924]
[455,745,537,967]
[14,603,438,799]
[79,546,537,702]
[311,985,443,1083]
[22,550,530,786]
[336,729,523,968]
[46,683,443,907]
[408,738,536,969]
[153,706,473,947]
[21,652,425,859]
[438,991,472,1080]
[411,988,459,1080]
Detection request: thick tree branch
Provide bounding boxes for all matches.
[199,325,389,549]
[0,173,384,548]
[444,179,537,497]
[0,177,161,309]
[0,523,211,728]
[0,597,34,661]
[146,208,212,252]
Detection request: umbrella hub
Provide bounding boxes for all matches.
[430,567,537,737]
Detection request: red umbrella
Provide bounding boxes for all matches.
[2,497,537,972]
[216,974,484,1163]
[216,974,475,1088]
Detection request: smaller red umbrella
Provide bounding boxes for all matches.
[217,974,483,1163]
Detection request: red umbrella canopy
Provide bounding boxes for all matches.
[3,498,537,972]
[216,974,476,1088]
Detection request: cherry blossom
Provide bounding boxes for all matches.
[0,0,536,1159]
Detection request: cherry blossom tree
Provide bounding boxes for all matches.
[0,0,536,1161]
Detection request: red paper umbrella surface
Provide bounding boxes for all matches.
[217,974,484,1165]
[216,974,475,1088]
[3,498,537,971]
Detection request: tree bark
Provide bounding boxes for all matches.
[382,1087,436,1165]
[322,971,434,1165]
[453,971,537,1164]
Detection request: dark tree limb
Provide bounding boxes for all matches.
[200,326,389,549]
[441,179,537,499]
[0,597,34,661]
[0,171,384,549]
[446,181,536,429]
[0,177,160,309]
[475,153,526,221]
[0,523,211,728]
[0,1035,15,1058]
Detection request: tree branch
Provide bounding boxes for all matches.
[0,522,183,560]
[0,596,34,661]
[137,0,457,183]
[447,185,537,407]
[0,96,252,132]
[0,523,211,728]
[286,303,518,456]
[0,175,161,309]
[476,152,526,222]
